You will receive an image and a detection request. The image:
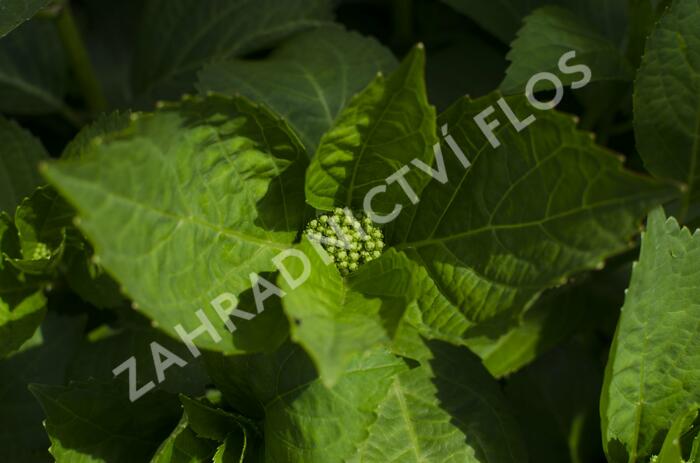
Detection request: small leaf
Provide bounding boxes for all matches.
[7,186,74,275]
[150,414,217,463]
[0,212,46,358]
[655,405,699,463]
[179,395,254,443]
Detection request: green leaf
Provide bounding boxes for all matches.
[500,6,633,95]
[212,433,252,463]
[0,212,46,358]
[277,238,389,386]
[0,19,69,115]
[601,208,700,462]
[0,286,45,359]
[197,24,397,155]
[132,0,333,99]
[43,95,304,353]
[394,93,678,328]
[0,313,84,462]
[634,0,700,220]
[31,379,181,463]
[441,0,628,46]
[655,405,699,463]
[61,111,131,160]
[7,186,74,275]
[0,116,48,214]
[179,395,254,443]
[305,45,437,213]
[150,414,217,463]
[0,0,50,37]
[206,341,526,462]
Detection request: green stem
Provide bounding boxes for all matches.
[55,3,107,113]
[392,0,413,49]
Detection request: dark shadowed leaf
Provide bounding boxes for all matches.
[197,24,397,155]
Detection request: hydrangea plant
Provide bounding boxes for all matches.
[1,0,700,462]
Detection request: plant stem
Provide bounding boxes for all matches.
[55,2,107,114]
[392,0,413,50]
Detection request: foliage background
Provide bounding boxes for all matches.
[0,0,699,462]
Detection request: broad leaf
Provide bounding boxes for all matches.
[0,19,69,115]
[210,344,525,463]
[601,208,700,462]
[31,379,181,463]
[0,0,50,37]
[500,7,633,94]
[634,0,700,220]
[150,414,217,463]
[132,0,333,99]
[206,341,527,462]
[197,24,397,155]
[0,116,48,214]
[305,45,437,213]
[393,93,678,327]
[44,95,304,353]
[0,313,84,462]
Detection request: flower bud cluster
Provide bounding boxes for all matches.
[304,208,385,276]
